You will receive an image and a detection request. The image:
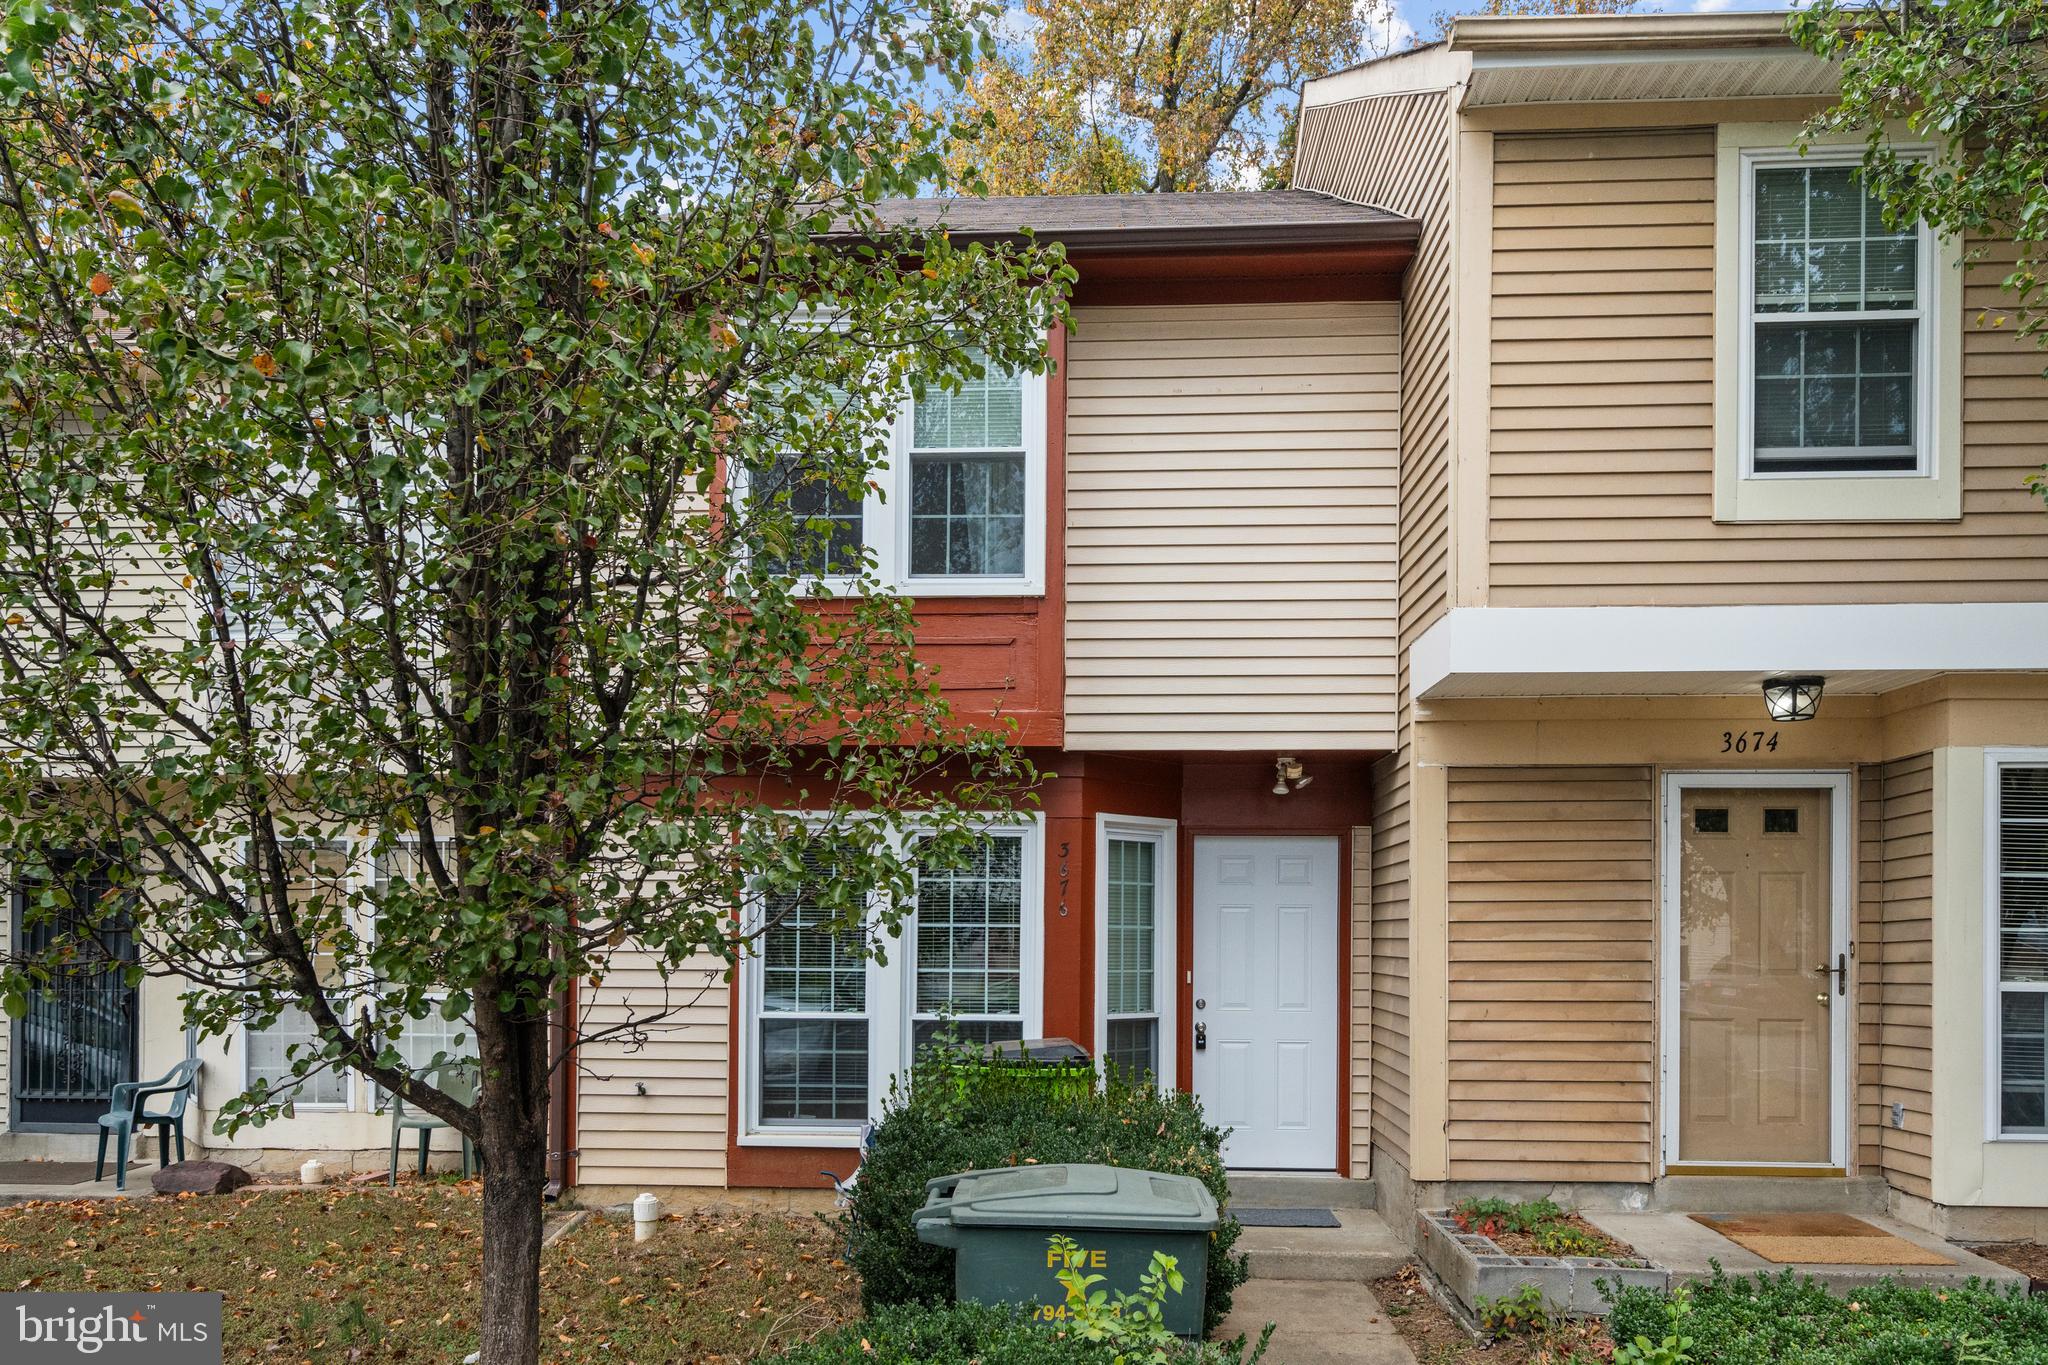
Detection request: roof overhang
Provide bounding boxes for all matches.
[1447,13,1838,109]
[1412,604,2048,702]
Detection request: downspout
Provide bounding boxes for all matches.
[544,972,576,1199]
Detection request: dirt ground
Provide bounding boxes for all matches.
[1370,1265,1614,1365]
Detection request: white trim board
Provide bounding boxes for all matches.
[1412,603,2048,700]
[1658,770,1853,1171]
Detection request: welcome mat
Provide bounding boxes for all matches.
[1234,1207,1340,1228]
[1690,1212,1954,1266]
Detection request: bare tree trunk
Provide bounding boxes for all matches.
[476,1007,553,1365]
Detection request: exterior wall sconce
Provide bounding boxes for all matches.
[1762,675,1825,723]
[1272,756,1313,795]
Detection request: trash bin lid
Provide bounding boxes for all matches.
[982,1036,1090,1064]
[937,1163,1219,1232]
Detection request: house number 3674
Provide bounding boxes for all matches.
[1721,730,1779,754]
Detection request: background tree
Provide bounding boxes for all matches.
[0,0,1064,1362]
[1793,0,2048,506]
[944,0,1373,194]
[1430,0,1637,39]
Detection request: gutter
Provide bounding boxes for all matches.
[1448,12,1798,55]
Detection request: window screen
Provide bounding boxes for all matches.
[908,355,1027,577]
[757,852,870,1125]
[1997,765,2048,1134]
[1104,837,1160,1079]
[911,833,1025,1052]
[1751,163,1919,474]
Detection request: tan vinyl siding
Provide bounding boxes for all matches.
[1873,752,1935,1197]
[1350,826,1374,1174]
[1294,87,1456,1172]
[1369,753,1412,1165]
[1488,129,2048,603]
[1062,303,1399,750]
[1446,766,1657,1183]
[573,951,729,1188]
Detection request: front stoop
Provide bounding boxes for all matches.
[1415,1210,1667,1317]
[1236,1208,1411,1283]
[1584,1212,2029,1296]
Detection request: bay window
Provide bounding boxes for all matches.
[1991,754,2048,1137]
[740,819,1043,1142]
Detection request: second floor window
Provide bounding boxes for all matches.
[1747,159,1927,476]
[908,360,1029,579]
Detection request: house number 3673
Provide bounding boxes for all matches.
[1721,730,1779,754]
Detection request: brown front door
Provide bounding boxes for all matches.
[1675,786,1836,1165]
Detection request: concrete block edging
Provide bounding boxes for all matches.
[1414,1211,1671,1320]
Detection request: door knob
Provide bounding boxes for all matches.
[1195,1022,1208,1051]
[1817,993,1829,1005]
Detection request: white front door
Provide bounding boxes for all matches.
[1191,835,1340,1170]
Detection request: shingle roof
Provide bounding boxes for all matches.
[842,189,1418,251]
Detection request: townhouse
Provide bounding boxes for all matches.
[7,11,2047,1249]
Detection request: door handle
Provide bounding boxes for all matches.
[1195,1023,1207,1052]
[1813,953,1847,997]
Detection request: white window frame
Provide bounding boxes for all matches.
[735,359,1048,599]
[1984,747,2048,1143]
[368,838,472,1112]
[1093,815,1178,1093]
[239,835,359,1113]
[737,813,1044,1146]
[1713,123,1963,524]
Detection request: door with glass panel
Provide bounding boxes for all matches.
[11,855,136,1128]
[1669,780,1845,1167]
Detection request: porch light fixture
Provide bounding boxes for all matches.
[1761,675,1826,723]
[1272,756,1312,795]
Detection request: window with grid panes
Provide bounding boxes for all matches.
[1995,763,2048,1135]
[370,843,471,1107]
[744,380,870,579]
[911,832,1025,1051]
[907,354,1027,578]
[756,850,871,1126]
[1750,162,1923,473]
[1103,837,1160,1079]
[245,840,352,1107]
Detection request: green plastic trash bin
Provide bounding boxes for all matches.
[912,1163,1218,1338]
[945,1037,1096,1103]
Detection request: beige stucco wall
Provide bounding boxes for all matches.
[1061,301,1401,752]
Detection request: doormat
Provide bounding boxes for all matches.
[1233,1207,1341,1228]
[1690,1212,1953,1266]
[0,1160,142,1186]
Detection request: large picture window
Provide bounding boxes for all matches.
[740,819,1043,1142]
[1992,757,2048,1136]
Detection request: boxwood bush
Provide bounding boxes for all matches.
[759,1302,1266,1365]
[1605,1266,2048,1364]
[844,1050,1248,1336]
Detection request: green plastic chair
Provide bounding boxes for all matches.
[96,1057,202,1191]
[388,1061,478,1185]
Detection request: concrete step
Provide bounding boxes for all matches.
[1229,1173,1379,1210]
[1237,1208,1412,1283]
[1586,1211,2028,1296]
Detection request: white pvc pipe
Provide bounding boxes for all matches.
[632,1192,660,1243]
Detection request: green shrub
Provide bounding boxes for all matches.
[1603,1266,2048,1364]
[844,1048,1248,1337]
[758,1302,1269,1365]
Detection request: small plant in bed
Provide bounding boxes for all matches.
[1451,1196,1632,1260]
[1604,1264,2048,1364]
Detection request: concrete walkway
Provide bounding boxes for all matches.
[1217,1279,1418,1365]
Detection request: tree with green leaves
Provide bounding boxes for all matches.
[0,0,1064,1360]
[1793,0,2048,505]
[945,0,1372,194]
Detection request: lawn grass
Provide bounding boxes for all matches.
[0,1182,859,1364]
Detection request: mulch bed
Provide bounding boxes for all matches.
[1971,1242,2048,1292]
[1371,1265,1614,1365]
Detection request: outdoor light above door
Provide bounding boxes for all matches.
[1762,676,1826,723]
